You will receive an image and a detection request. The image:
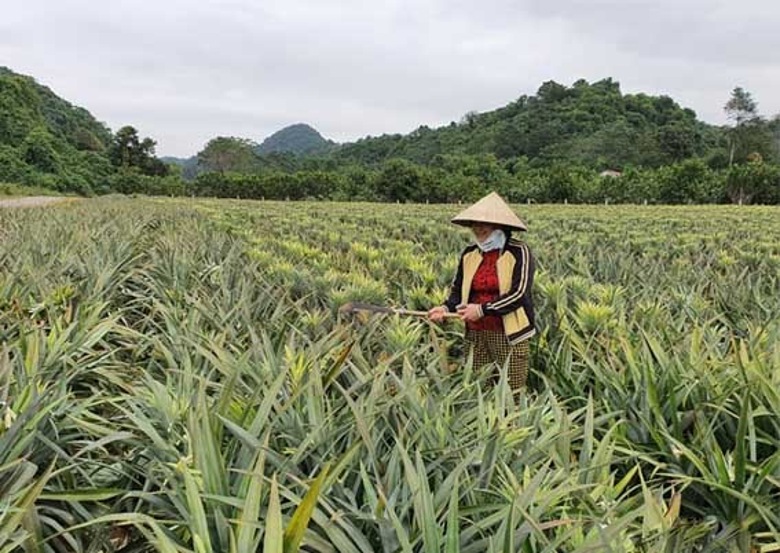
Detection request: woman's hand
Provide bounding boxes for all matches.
[427,305,449,322]
[457,303,483,321]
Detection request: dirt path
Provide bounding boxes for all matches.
[0,196,68,208]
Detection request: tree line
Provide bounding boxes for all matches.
[180,155,779,205]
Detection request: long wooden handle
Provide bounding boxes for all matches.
[394,308,461,319]
[340,302,462,320]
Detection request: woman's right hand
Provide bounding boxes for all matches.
[428,305,448,322]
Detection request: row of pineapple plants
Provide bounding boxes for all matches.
[1,197,779,552]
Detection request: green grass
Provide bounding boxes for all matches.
[1,198,779,552]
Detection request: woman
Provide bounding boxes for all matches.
[428,192,535,393]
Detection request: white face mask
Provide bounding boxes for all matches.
[477,229,506,252]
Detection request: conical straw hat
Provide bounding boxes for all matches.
[451,192,527,231]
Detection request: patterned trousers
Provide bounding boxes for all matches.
[465,330,530,392]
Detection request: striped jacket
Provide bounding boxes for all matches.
[444,238,535,344]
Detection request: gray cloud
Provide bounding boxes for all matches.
[1,0,778,156]
[518,0,780,64]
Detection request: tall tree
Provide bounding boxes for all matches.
[197,137,257,174]
[724,87,759,166]
[109,125,168,176]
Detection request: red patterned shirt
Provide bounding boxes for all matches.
[467,250,504,331]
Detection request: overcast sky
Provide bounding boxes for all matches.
[2,0,779,157]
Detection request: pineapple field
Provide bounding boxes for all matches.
[1,198,780,552]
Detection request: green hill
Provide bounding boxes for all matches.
[188,80,732,173]
[333,78,726,169]
[0,67,111,150]
[256,123,336,156]
[0,66,115,192]
[0,67,175,194]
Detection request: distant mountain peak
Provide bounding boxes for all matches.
[256,123,336,155]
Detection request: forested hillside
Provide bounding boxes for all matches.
[189,79,779,204]
[2,67,778,203]
[0,67,172,195]
[0,66,113,193]
[334,79,728,169]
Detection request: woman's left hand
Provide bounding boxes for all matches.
[457,303,483,321]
